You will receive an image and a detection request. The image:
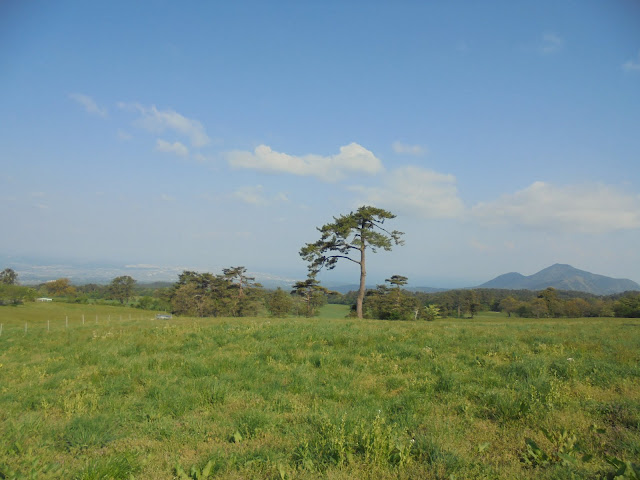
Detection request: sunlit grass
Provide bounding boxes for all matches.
[0,303,639,478]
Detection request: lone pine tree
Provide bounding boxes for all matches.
[300,206,404,319]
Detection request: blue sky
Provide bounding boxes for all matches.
[1,1,640,286]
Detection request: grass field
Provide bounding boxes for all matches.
[1,303,639,479]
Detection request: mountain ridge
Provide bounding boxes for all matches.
[479,264,639,295]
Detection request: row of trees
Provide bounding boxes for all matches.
[0,269,170,309]
[498,288,640,318]
[0,265,339,318]
[3,205,640,319]
[331,284,640,319]
[43,276,140,304]
[167,269,340,318]
[3,263,640,319]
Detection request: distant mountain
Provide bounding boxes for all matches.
[479,264,640,295]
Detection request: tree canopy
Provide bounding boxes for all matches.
[300,206,404,319]
[266,287,293,318]
[0,268,18,285]
[291,275,336,317]
[109,275,137,304]
[168,267,263,317]
[44,278,76,297]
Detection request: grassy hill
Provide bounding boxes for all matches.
[1,303,639,479]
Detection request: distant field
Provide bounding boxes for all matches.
[1,303,639,479]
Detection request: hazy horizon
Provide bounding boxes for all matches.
[4,255,639,293]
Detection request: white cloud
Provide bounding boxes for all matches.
[392,141,427,156]
[160,194,176,202]
[349,166,465,219]
[539,33,564,54]
[471,181,640,234]
[119,102,210,147]
[622,51,640,72]
[155,139,189,157]
[227,142,384,182]
[69,93,107,117]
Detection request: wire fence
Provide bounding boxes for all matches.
[0,312,173,338]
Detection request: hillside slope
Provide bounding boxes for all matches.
[479,264,639,295]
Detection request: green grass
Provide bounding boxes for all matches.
[315,303,350,319]
[1,303,639,479]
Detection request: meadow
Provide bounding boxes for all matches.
[0,303,639,479]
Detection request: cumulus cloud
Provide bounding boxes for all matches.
[622,51,640,72]
[155,139,189,157]
[227,143,384,182]
[69,93,107,117]
[471,181,640,234]
[119,102,210,147]
[349,166,465,219]
[392,141,426,156]
[539,33,564,54]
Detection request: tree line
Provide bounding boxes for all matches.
[3,266,640,319]
[2,205,640,318]
[330,285,640,319]
[0,266,335,319]
[0,269,170,310]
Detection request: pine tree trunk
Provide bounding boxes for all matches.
[356,242,366,319]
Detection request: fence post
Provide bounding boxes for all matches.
[66,316,68,328]
[82,314,85,325]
